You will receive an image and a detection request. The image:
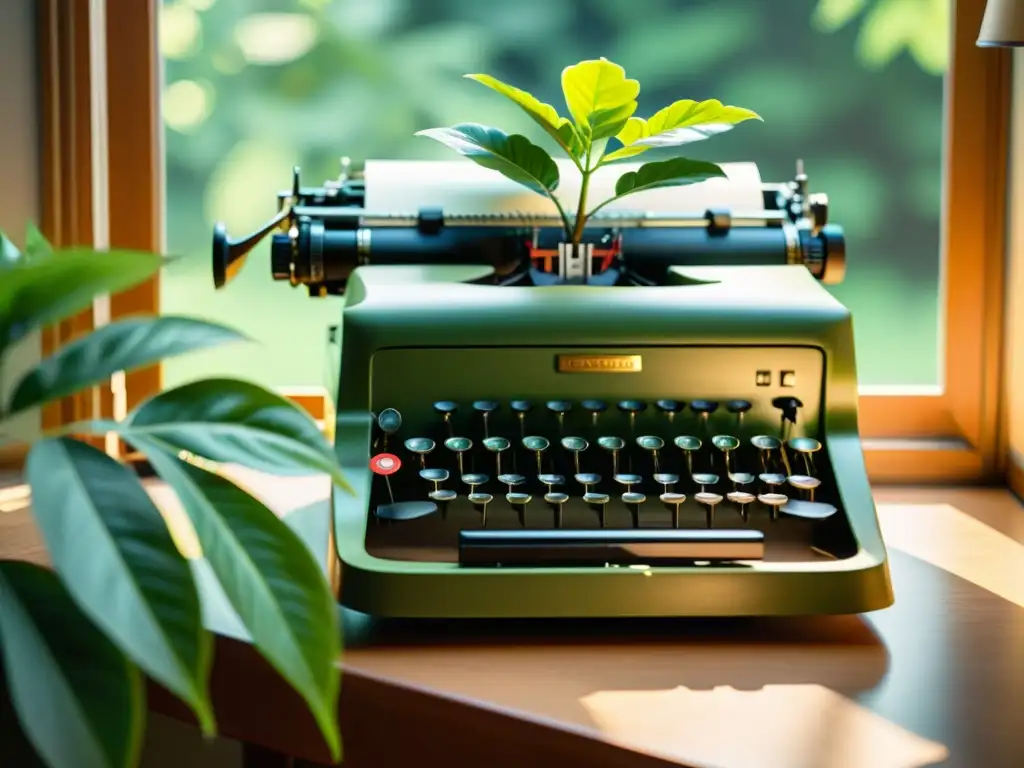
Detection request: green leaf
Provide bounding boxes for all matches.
[8,316,248,416]
[415,123,560,198]
[0,561,145,768]
[24,223,53,260]
[560,58,639,141]
[464,74,583,160]
[132,437,341,762]
[0,232,22,271]
[119,378,350,490]
[0,660,49,767]
[612,157,728,200]
[604,99,762,162]
[25,438,214,735]
[0,248,163,354]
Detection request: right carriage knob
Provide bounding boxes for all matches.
[808,193,828,235]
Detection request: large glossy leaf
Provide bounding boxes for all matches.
[604,99,762,162]
[0,561,144,768]
[8,316,247,416]
[0,248,163,353]
[134,436,341,762]
[560,58,639,141]
[119,378,350,490]
[0,656,48,767]
[464,74,583,160]
[415,123,560,198]
[25,437,214,734]
[612,157,727,201]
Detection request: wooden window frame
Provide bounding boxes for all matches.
[36,0,1010,484]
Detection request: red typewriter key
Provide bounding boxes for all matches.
[371,453,400,503]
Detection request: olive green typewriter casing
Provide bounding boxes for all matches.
[330,263,894,618]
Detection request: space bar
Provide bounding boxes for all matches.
[458,529,765,567]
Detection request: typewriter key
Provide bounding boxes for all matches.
[729,472,756,488]
[420,468,449,485]
[622,492,646,528]
[655,400,685,426]
[598,436,626,474]
[658,492,686,527]
[444,436,473,476]
[772,396,804,442]
[544,491,570,527]
[692,473,719,492]
[673,435,702,476]
[376,501,437,522]
[584,492,611,527]
[637,435,665,471]
[788,436,822,475]
[711,435,740,473]
[546,400,573,434]
[575,473,601,492]
[468,492,493,526]
[758,492,789,522]
[689,400,719,435]
[561,436,588,474]
[370,452,401,505]
[750,435,782,472]
[377,408,402,448]
[510,400,533,438]
[433,401,459,436]
[727,491,756,522]
[462,473,488,492]
[483,436,510,475]
[780,499,838,520]
[538,473,565,491]
[581,400,608,428]
[473,400,500,437]
[617,401,646,447]
[404,437,436,469]
[759,472,786,488]
[613,474,642,493]
[653,473,680,494]
[695,492,724,528]
[523,435,550,474]
[725,399,752,432]
[787,474,821,501]
[498,473,526,491]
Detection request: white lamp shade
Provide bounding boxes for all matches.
[978,0,1024,47]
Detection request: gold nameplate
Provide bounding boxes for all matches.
[556,354,643,373]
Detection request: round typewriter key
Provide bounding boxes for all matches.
[725,399,752,431]
[429,489,457,502]
[523,435,550,474]
[473,400,500,436]
[498,473,526,490]
[544,492,570,504]
[377,408,402,437]
[661,491,687,527]
[622,491,646,504]
[692,473,719,490]
[538,473,564,487]
[728,491,757,522]
[789,436,822,474]
[788,474,822,501]
[597,436,625,451]
[483,436,510,475]
[654,473,679,495]
[695,492,724,528]
[433,400,458,436]
[617,400,647,414]
[506,492,532,506]
[420,468,449,484]
[613,473,642,490]
[546,400,572,414]
[758,492,789,522]
[582,399,608,428]
[690,400,719,414]
[729,472,756,487]
[444,436,473,476]
[656,399,684,414]
[376,500,437,522]
[751,435,782,451]
[462,473,488,487]
[712,435,740,452]
[637,435,664,451]
[759,472,786,487]
[468,492,493,526]
[561,436,588,452]
[780,499,838,520]
[673,435,701,476]
[585,491,611,527]
[405,437,436,468]
[575,473,601,488]
[370,453,401,476]
[510,400,532,437]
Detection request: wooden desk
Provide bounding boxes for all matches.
[4,471,1024,768]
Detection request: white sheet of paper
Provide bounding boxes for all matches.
[363,159,765,217]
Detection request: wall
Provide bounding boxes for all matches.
[0,0,41,452]
[1006,51,1024,491]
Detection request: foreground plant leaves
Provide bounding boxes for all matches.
[8,316,247,415]
[117,378,350,490]
[560,58,639,141]
[0,248,162,354]
[0,561,144,768]
[25,438,215,735]
[612,157,727,201]
[416,123,561,198]
[604,99,763,162]
[134,436,342,762]
[464,74,583,160]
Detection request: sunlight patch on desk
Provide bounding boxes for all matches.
[877,503,1024,609]
[579,684,948,768]
[0,483,30,514]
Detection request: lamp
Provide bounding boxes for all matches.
[978,0,1024,47]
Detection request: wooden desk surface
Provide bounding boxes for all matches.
[4,470,1024,768]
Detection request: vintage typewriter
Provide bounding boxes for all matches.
[212,157,894,619]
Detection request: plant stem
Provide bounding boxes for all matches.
[548,194,574,242]
[572,170,592,246]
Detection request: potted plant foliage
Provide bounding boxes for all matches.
[0,225,346,767]
[417,57,762,253]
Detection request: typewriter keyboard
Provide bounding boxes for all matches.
[364,393,852,568]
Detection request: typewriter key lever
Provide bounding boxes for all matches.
[656,399,685,426]
[510,400,533,438]
[433,401,458,437]
[404,437,436,469]
[473,400,500,437]
[674,436,701,476]
[546,400,573,434]
[445,437,473,476]
[598,436,626,475]
[582,400,608,428]
[483,436,510,475]
[373,454,438,522]
[561,437,589,474]
[725,400,752,432]
[523,435,550,474]
[637,435,665,471]
[690,400,719,435]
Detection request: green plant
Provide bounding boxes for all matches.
[416,57,762,248]
[0,225,348,768]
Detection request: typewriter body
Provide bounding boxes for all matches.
[213,157,894,619]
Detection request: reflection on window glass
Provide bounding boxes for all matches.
[160,0,948,390]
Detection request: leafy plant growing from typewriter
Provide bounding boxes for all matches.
[0,226,349,767]
[416,57,762,248]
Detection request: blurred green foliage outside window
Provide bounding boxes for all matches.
[159,0,948,391]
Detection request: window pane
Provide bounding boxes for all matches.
[159,0,947,391]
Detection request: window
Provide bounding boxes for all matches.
[51,0,1008,483]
